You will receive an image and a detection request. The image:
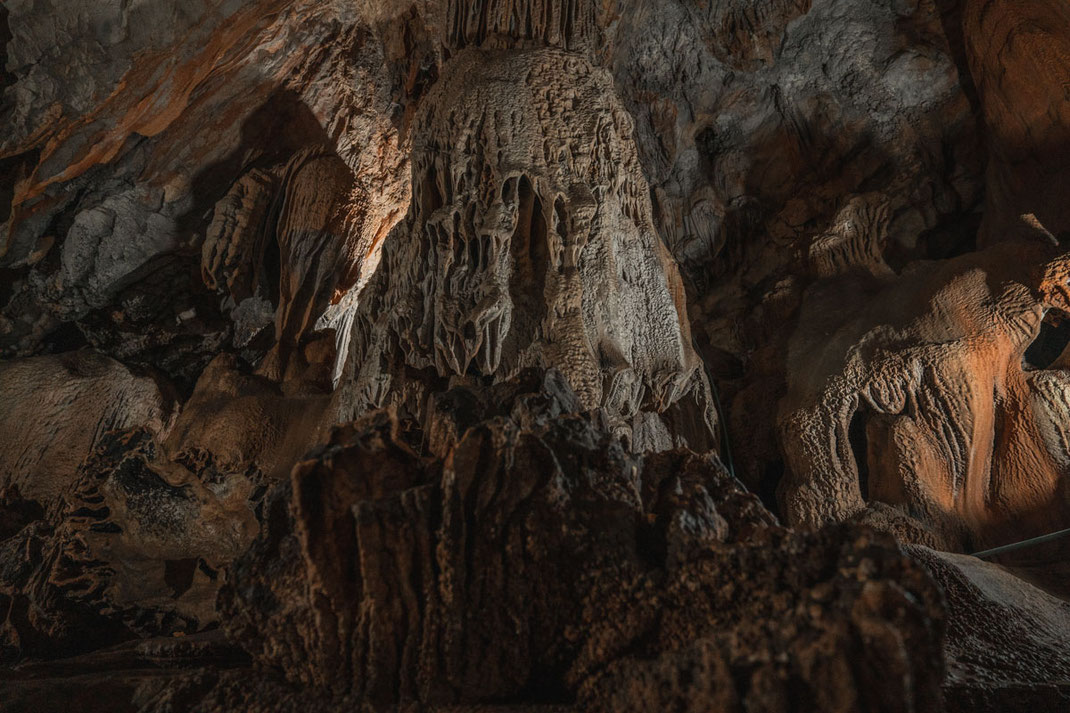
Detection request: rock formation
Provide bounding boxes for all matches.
[778,238,1070,552]
[333,46,717,453]
[225,373,946,710]
[963,0,1070,245]
[0,351,176,504]
[2,0,1070,711]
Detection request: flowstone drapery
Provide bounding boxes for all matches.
[335,47,718,454]
[778,238,1070,553]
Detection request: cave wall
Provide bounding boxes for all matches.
[2,1,1070,711]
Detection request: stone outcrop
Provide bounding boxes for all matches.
[2,0,1070,711]
[0,343,336,667]
[223,373,945,711]
[200,147,359,381]
[0,426,258,664]
[778,239,1070,552]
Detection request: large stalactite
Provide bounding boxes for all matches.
[333,46,717,454]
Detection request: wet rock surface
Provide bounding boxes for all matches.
[2,0,1070,711]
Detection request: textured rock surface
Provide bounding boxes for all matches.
[224,375,945,710]
[910,546,1070,710]
[333,47,717,453]
[2,0,1070,711]
[0,350,176,503]
[1,0,423,388]
[964,0,1070,245]
[778,239,1070,552]
[0,425,261,665]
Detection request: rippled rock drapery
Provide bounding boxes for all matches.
[3,0,1070,712]
[333,44,718,454]
[778,238,1070,552]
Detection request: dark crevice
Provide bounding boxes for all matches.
[0,149,40,226]
[0,4,13,96]
[0,488,44,541]
[848,408,870,501]
[38,321,90,354]
[923,210,981,261]
[932,0,982,117]
[695,125,725,179]
[512,669,573,706]
[1024,309,1070,371]
[553,196,568,244]
[758,459,784,516]
[506,176,549,355]
[422,162,445,216]
[164,558,199,599]
[529,192,548,281]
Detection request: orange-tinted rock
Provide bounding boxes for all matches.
[224,375,946,710]
[0,1,422,386]
[963,0,1070,244]
[2,1,1070,711]
[778,240,1070,552]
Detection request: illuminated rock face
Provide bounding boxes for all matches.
[778,239,1070,552]
[0,0,418,386]
[335,47,718,454]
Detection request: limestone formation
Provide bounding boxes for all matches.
[778,239,1070,552]
[0,428,257,664]
[2,0,1070,711]
[0,351,176,503]
[909,545,1070,710]
[334,48,717,453]
[963,0,1070,244]
[224,374,945,710]
[1,0,420,388]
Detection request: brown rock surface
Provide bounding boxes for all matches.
[778,240,1070,552]
[224,374,946,711]
[963,0,1070,244]
[909,546,1070,710]
[2,0,1070,711]
[0,350,176,503]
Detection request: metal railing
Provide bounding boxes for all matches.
[971,527,1070,559]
